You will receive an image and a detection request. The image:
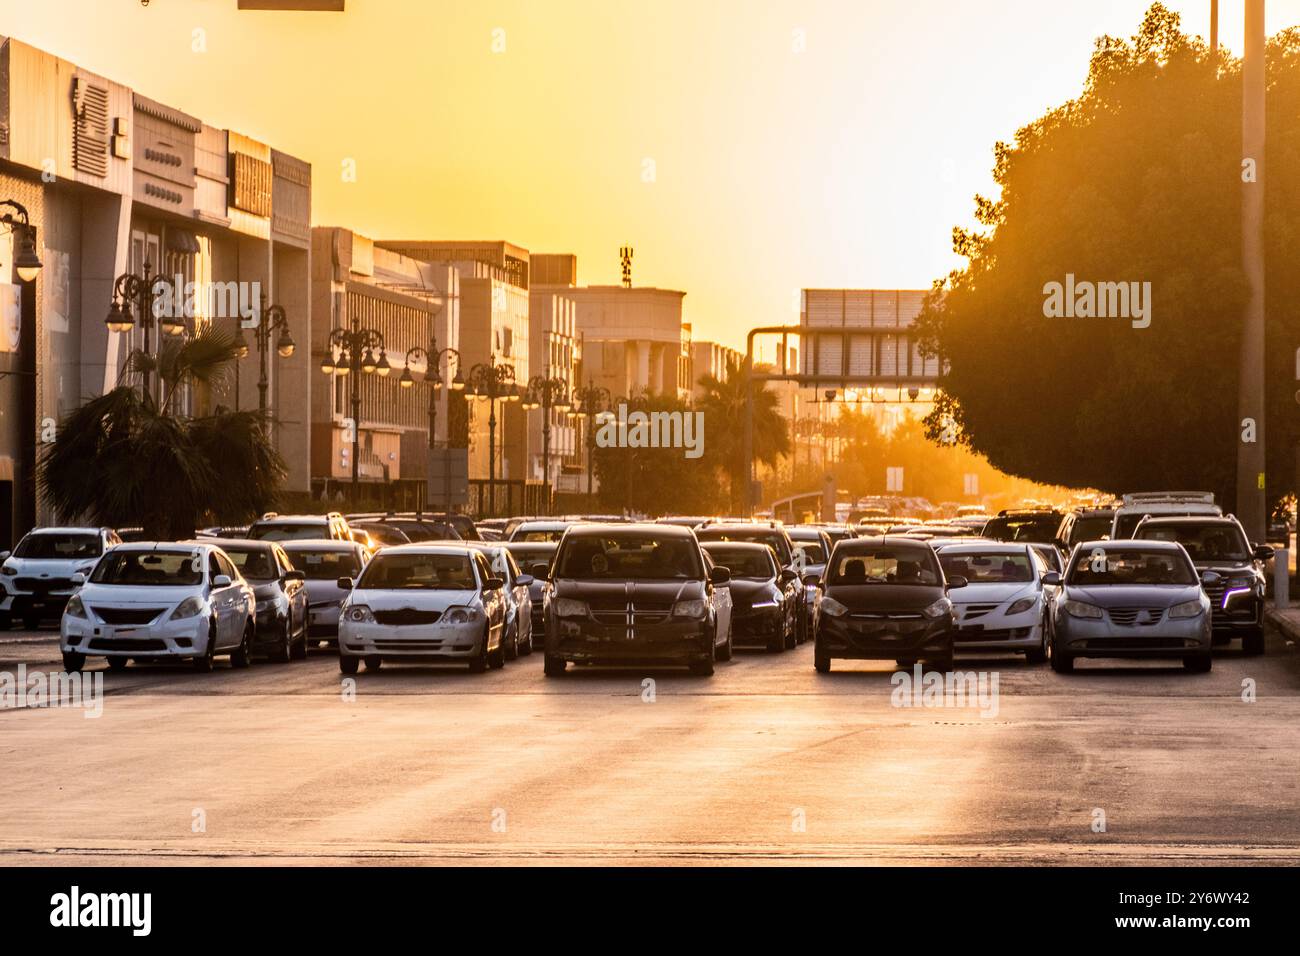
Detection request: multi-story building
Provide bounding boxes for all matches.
[310,227,460,509]
[0,36,312,547]
[565,284,690,403]
[689,338,742,398]
[529,253,583,495]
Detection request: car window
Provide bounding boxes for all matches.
[359,552,477,590]
[555,534,703,581]
[248,522,326,542]
[939,551,1034,583]
[91,550,204,587]
[224,548,276,581]
[701,545,776,579]
[285,549,362,580]
[1067,548,1197,586]
[982,514,1061,543]
[697,529,792,565]
[14,532,103,559]
[1068,515,1113,544]
[1135,523,1250,562]
[828,547,941,586]
[793,541,827,564]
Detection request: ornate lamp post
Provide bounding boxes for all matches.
[523,376,570,514]
[0,200,42,282]
[104,264,181,400]
[320,322,388,500]
[466,356,517,516]
[569,379,611,497]
[239,303,296,419]
[399,343,464,450]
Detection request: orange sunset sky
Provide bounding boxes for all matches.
[2,0,1298,353]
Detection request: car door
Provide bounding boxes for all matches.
[276,545,305,638]
[207,552,238,648]
[706,551,732,648]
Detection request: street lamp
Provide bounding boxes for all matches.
[0,200,42,282]
[103,264,180,400]
[251,304,296,419]
[466,356,517,516]
[323,322,387,501]
[525,375,570,514]
[570,379,611,497]
[400,343,462,450]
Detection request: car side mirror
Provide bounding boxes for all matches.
[1042,571,1061,587]
[946,575,968,589]
[336,576,354,590]
[709,566,731,585]
[801,572,821,587]
[1254,545,1275,561]
[516,574,535,587]
[484,576,505,591]
[1201,570,1221,586]
[212,574,232,589]
[71,572,86,585]
[778,568,798,584]
[284,570,305,582]
[0,550,9,561]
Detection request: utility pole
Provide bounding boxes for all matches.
[1211,0,1218,56]
[1238,0,1267,543]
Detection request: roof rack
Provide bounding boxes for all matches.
[1120,492,1215,507]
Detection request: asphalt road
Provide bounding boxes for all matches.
[2,624,1299,866]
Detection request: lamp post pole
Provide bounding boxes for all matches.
[249,304,296,421]
[524,376,570,514]
[322,323,389,503]
[105,265,181,403]
[467,356,518,517]
[401,343,464,508]
[570,379,610,499]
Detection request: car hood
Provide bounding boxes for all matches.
[6,557,97,575]
[1064,584,1202,608]
[824,584,944,612]
[553,579,704,602]
[351,588,477,611]
[76,584,202,605]
[303,580,349,605]
[728,578,780,602]
[951,582,1035,605]
[1191,559,1257,576]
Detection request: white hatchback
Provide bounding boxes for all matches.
[60,542,256,673]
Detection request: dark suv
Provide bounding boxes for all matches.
[695,521,807,641]
[1055,507,1117,557]
[983,509,1064,546]
[1133,515,1273,655]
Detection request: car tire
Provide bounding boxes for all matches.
[62,651,85,673]
[0,611,11,630]
[339,655,360,675]
[469,625,491,674]
[107,657,129,672]
[194,621,217,673]
[231,621,254,669]
[543,654,567,676]
[270,620,292,663]
[1025,628,1048,664]
[504,620,519,662]
[718,627,733,662]
[1242,627,1265,657]
[1049,640,1074,673]
[22,613,40,631]
[689,640,715,676]
[364,655,382,671]
[1183,653,1213,673]
[518,622,534,656]
[929,652,954,673]
[813,635,831,673]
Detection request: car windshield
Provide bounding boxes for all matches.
[696,529,790,564]
[388,521,457,542]
[701,546,775,579]
[1136,523,1250,562]
[14,533,102,559]
[828,548,941,586]
[248,523,327,542]
[515,527,567,542]
[354,524,410,546]
[223,549,277,581]
[90,550,203,586]
[284,549,360,580]
[1069,515,1113,544]
[982,515,1060,543]
[358,552,477,590]
[792,541,827,564]
[939,551,1034,583]
[555,534,703,580]
[1067,548,1197,586]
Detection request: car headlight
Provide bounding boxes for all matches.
[751,599,779,609]
[64,594,87,619]
[922,597,953,619]
[444,606,479,624]
[169,596,205,620]
[1062,600,1103,620]
[0,564,15,576]
[820,596,849,618]
[1169,599,1204,619]
[344,605,375,624]
[1006,597,1036,616]
[553,598,589,618]
[672,599,708,619]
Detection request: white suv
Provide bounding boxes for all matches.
[1109,492,1221,540]
[0,527,120,630]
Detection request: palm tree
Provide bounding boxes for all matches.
[39,326,286,539]
[696,358,791,513]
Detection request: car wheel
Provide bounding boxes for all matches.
[62,651,85,673]
[1025,626,1048,664]
[469,625,491,674]
[22,613,40,631]
[107,657,129,672]
[784,615,798,650]
[270,620,292,663]
[504,619,519,662]
[364,655,382,671]
[0,611,11,630]
[290,615,308,660]
[1049,638,1074,674]
[689,639,715,676]
[231,621,254,669]
[339,655,360,675]
[194,621,217,673]
[488,626,507,669]
[543,654,567,676]
[718,626,733,662]
[929,652,954,673]
[1183,653,1213,673]
[1242,627,1265,657]
[518,621,534,656]
[813,634,831,673]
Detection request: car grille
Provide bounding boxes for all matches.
[957,603,1000,621]
[87,637,166,651]
[372,608,442,627]
[590,598,674,626]
[92,607,166,625]
[15,577,76,591]
[955,627,1032,643]
[308,623,337,637]
[1106,607,1164,627]
[371,640,452,652]
[1203,579,1256,625]
[1083,637,1191,650]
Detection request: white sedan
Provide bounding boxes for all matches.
[60,542,255,672]
[933,542,1052,662]
[336,545,508,674]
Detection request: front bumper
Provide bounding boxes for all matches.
[546,615,711,665]
[339,619,484,660]
[952,612,1042,651]
[816,613,952,660]
[61,614,210,659]
[730,605,784,642]
[1,584,77,616]
[307,603,342,639]
[1055,614,1211,658]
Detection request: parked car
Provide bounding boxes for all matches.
[543,524,731,676]
[933,542,1051,661]
[336,544,508,674]
[502,541,557,639]
[467,542,535,659]
[60,542,255,673]
[246,511,353,543]
[1108,492,1221,540]
[214,539,309,661]
[280,539,370,647]
[1133,515,1273,655]
[808,537,964,673]
[701,541,797,651]
[1047,540,1213,673]
[1,526,120,630]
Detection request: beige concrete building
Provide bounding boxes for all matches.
[564,285,690,403]
[528,253,583,494]
[689,338,742,398]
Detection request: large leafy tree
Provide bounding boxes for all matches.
[696,359,792,513]
[914,4,1300,510]
[39,327,286,539]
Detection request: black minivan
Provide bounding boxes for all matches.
[807,537,965,672]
